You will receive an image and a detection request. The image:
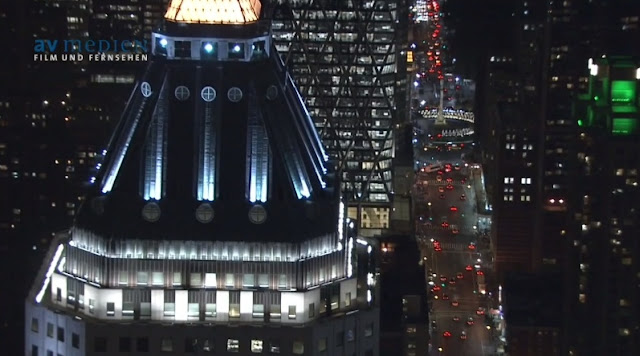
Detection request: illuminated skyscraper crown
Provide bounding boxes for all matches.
[164,0,262,24]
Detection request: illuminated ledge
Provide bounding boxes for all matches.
[70,227,340,261]
[165,0,262,24]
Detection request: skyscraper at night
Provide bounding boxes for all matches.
[569,56,640,356]
[272,0,409,234]
[24,1,379,355]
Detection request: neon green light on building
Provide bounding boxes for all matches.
[611,81,637,103]
[612,118,639,135]
[577,119,583,127]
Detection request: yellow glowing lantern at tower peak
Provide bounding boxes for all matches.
[165,0,262,24]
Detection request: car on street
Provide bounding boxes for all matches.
[443,331,452,338]
[460,194,466,200]
[476,307,485,315]
[450,206,458,212]
[465,265,473,271]
[461,178,466,184]
[451,300,459,307]
[446,177,453,183]
[453,316,460,321]
[460,331,467,340]
[438,186,445,193]
[446,184,454,190]
[436,175,443,182]
[442,294,449,300]
[440,275,447,281]
[468,243,476,250]
[466,317,474,326]
[449,278,456,285]
[439,194,445,199]
[433,285,441,292]
[441,221,449,228]
[451,226,459,234]
[456,272,464,279]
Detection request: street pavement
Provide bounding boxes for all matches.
[415,164,495,356]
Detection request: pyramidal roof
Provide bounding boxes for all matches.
[164,0,262,24]
[72,1,339,243]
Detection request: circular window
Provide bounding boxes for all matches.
[248,205,267,224]
[91,197,106,216]
[227,87,243,102]
[141,82,152,97]
[175,86,190,101]
[195,203,215,223]
[266,85,278,100]
[142,202,161,222]
[201,86,216,102]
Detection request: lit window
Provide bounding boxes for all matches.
[137,272,149,285]
[190,273,202,287]
[173,272,182,286]
[227,339,240,353]
[204,273,216,287]
[292,341,304,355]
[288,305,296,319]
[225,273,235,287]
[152,272,164,285]
[616,168,624,176]
[258,274,269,287]
[188,303,199,317]
[243,273,255,287]
[251,340,263,353]
[406,326,417,333]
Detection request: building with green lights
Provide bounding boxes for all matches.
[569,56,640,355]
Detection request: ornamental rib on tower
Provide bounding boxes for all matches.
[25,1,379,354]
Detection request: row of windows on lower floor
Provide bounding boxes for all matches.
[31,332,376,355]
[30,318,375,354]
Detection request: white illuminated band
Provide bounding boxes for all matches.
[35,244,65,303]
[337,201,345,241]
[347,238,354,278]
[165,0,262,24]
[289,74,330,181]
[198,100,217,201]
[102,83,147,194]
[143,78,169,200]
[246,98,270,203]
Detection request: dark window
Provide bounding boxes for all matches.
[185,338,197,353]
[365,350,374,356]
[137,337,149,352]
[94,337,107,352]
[47,351,53,356]
[308,303,315,318]
[72,333,80,348]
[31,345,38,356]
[31,318,39,333]
[336,331,344,346]
[106,302,115,316]
[57,327,65,342]
[119,337,131,352]
[175,41,191,58]
[46,323,54,337]
[346,329,355,342]
[56,288,62,302]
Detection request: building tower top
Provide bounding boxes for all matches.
[164,0,262,24]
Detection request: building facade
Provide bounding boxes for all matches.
[569,56,640,356]
[25,1,379,355]
[272,0,409,233]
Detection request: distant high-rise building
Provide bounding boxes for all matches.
[25,2,379,356]
[569,56,640,356]
[272,0,409,234]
